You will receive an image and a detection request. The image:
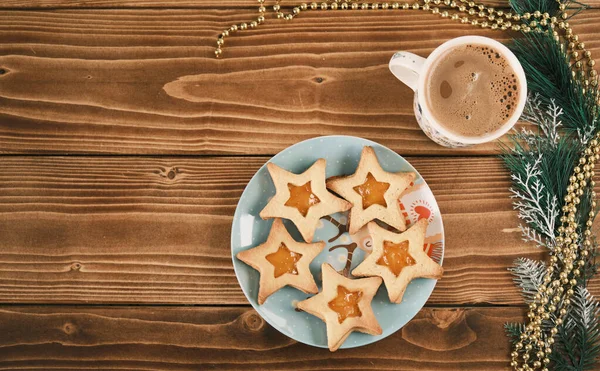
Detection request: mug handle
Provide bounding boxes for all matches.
[389,51,426,92]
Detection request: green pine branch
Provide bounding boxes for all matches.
[572,287,600,369]
[500,2,600,367]
[506,322,527,344]
[510,32,598,136]
[551,287,600,370]
[501,134,582,239]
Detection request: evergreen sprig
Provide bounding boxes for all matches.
[500,3,600,367]
[500,96,583,245]
[510,32,598,135]
[506,322,527,344]
[551,287,600,370]
[509,258,547,303]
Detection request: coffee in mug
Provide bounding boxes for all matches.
[389,36,527,147]
[425,43,521,138]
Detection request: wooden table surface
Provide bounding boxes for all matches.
[1,1,600,369]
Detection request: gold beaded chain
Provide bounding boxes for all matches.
[509,135,599,371]
[215,0,597,89]
[214,1,599,370]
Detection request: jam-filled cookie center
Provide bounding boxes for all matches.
[285,181,321,217]
[353,172,390,209]
[377,240,416,276]
[328,285,363,324]
[266,243,302,278]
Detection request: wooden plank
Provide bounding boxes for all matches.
[0,9,598,155]
[2,155,590,305]
[1,0,598,9]
[0,305,522,370]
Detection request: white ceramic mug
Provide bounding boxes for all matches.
[389,35,527,147]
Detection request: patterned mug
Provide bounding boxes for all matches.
[389,35,527,148]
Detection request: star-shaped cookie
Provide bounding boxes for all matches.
[260,158,352,242]
[237,218,324,305]
[326,146,416,235]
[297,263,382,351]
[352,219,443,303]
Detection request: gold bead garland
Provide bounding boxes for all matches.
[213,0,599,91]
[214,1,600,370]
[510,132,599,370]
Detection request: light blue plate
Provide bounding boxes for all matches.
[231,135,444,349]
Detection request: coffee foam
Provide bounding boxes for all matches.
[425,43,520,138]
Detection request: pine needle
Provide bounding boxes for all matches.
[509,32,598,135]
[500,2,599,367]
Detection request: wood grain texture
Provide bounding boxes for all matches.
[1,0,598,9]
[1,3,597,368]
[0,305,522,370]
[0,9,598,155]
[2,156,596,305]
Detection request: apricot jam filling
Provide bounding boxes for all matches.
[266,243,302,278]
[377,240,416,276]
[328,285,363,324]
[285,181,320,216]
[353,173,390,209]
